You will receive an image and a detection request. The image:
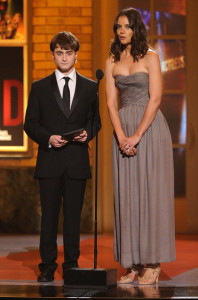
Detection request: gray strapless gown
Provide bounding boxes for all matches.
[112,72,175,268]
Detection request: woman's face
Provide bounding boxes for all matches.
[116,15,133,45]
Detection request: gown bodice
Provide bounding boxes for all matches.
[115,72,149,108]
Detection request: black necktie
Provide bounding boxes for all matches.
[63,77,70,114]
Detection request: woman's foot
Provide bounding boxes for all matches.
[138,264,160,285]
[118,265,144,284]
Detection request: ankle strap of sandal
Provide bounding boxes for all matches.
[146,263,160,269]
[132,264,144,271]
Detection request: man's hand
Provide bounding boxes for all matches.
[73,130,88,142]
[49,135,68,147]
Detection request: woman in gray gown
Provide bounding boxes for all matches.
[105,7,175,285]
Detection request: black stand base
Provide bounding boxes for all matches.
[64,268,117,289]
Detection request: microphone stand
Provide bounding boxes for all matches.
[64,69,117,290]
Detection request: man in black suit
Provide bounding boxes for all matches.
[24,31,101,282]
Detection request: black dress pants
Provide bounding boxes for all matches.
[38,171,86,273]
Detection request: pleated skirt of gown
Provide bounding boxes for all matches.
[112,104,176,268]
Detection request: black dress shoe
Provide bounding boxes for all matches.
[37,269,54,282]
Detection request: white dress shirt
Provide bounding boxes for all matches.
[55,68,76,108]
[48,68,77,147]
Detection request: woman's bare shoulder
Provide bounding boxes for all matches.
[146,48,159,57]
[105,55,116,72]
[145,48,160,66]
[106,54,115,65]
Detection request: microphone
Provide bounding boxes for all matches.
[96,69,104,81]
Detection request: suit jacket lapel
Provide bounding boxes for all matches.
[69,72,82,117]
[50,72,70,118]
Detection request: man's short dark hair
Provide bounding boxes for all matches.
[50,31,80,52]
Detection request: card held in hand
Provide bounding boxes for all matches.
[61,128,84,141]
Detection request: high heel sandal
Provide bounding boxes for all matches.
[138,265,161,285]
[118,265,144,284]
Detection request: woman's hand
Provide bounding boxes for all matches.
[120,134,141,156]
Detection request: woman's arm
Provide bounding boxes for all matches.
[120,51,162,152]
[105,57,126,144]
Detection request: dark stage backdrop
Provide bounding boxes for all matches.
[0,47,23,147]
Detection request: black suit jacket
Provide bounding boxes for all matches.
[24,71,101,179]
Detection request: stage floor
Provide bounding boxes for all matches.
[0,234,198,299]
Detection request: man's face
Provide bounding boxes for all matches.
[52,45,78,75]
